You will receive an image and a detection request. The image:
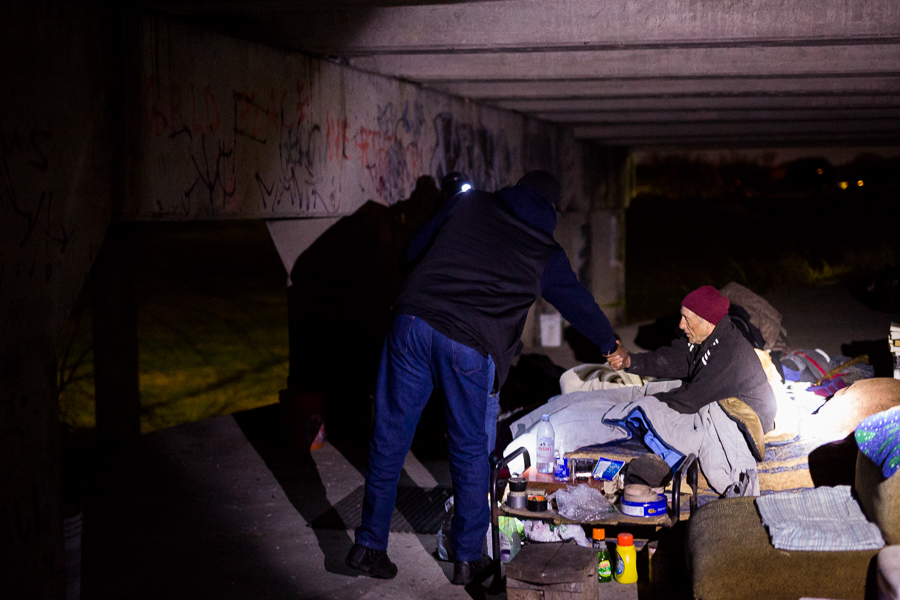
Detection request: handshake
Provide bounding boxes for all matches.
[604,340,631,370]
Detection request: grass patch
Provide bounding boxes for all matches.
[57,221,289,435]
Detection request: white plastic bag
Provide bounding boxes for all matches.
[522,520,590,548]
[551,483,616,522]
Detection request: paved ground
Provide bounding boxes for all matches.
[73,283,899,600]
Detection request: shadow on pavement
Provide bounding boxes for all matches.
[233,404,358,576]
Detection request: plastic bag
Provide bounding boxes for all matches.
[523,520,591,547]
[435,496,455,561]
[551,483,616,521]
[499,516,523,562]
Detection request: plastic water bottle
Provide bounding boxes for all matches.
[536,414,555,474]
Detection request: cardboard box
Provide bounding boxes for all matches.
[506,542,598,600]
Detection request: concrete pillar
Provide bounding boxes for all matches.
[521,144,632,362]
[0,3,115,596]
[585,146,632,327]
[0,317,65,598]
[91,224,141,450]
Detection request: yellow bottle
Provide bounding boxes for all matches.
[614,532,638,584]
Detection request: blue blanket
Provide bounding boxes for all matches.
[756,485,884,551]
[855,406,900,479]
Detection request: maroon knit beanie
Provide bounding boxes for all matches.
[681,286,730,325]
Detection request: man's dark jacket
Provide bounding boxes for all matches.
[626,315,777,432]
[394,184,617,390]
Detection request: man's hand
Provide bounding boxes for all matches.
[604,340,631,370]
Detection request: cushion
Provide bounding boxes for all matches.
[718,397,765,461]
[855,451,900,545]
[878,546,900,600]
[688,497,878,600]
[802,378,900,439]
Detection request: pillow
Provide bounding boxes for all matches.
[805,378,900,439]
[855,451,900,545]
[718,397,765,462]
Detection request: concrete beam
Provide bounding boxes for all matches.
[435,76,900,101]
[350,44,900,81]
[264,0,900,54]
[494,95,900,113]
[619,134,900,149]
[573,118,900,138]
[542,108,900,124]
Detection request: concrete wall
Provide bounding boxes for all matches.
[130,13,587,220]
[0,4,629,596]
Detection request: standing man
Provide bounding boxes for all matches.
[345,171,625,585]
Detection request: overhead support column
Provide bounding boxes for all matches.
[585,146,632,327]
[91,224,141,451]
[0,317,65,598]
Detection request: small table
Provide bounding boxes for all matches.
[498,466,672,528]
[489,446,699,569]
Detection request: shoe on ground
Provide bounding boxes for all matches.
[345,543,398,579]
[451,556,493,585]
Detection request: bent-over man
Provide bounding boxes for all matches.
[345,171,626,585]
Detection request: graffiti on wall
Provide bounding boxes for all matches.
[353,100,427,205]
[430,112,514,193]
[142,62,523,218]
[0,121,73,285]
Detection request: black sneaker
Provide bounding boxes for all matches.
[451,556,493,586]
[345,543,398,579]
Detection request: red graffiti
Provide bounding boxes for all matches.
[270,87,286,133]
[326,114,350,162]
[143,77,222,137]
[202,86,221,134]
[296,83,311,125]
[234,91,268,143]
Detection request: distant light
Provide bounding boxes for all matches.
[817,168,823,175]
[839,181,849,190]
[460,183,472,193]
[857,180,864,187]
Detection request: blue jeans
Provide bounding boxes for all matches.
[355,314,496,562]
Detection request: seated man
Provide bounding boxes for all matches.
[609,285,777,433]
[504,286,776,496]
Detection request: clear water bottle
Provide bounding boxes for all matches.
[536,414,555,474]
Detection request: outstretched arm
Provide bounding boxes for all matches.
[541,248,618,356]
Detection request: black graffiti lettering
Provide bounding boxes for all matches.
[185,134,236,212]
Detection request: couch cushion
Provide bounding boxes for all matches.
[802,378,900,439]
[856,451,900,545]
[688,497,877,600]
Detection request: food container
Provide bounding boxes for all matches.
[620,493,667,517]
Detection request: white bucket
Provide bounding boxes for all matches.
[63,509,83,600]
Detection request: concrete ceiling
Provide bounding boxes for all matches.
[142,0,900,150]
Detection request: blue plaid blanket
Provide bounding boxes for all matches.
[756,485,884,551]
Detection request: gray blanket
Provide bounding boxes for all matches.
[503,383,759,496]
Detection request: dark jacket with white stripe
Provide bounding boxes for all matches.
[626,315,777,432]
